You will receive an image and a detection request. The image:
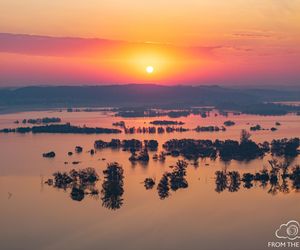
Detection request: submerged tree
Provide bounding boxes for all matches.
[240,129,251,143]
[215,171,228,193]
[70,186,85,201]
[101,162,124,210]
[156,160,189,199]
[227,171,241,192]
[242,173,254,189]
[49,168,99,202]
[290,165,300,191]
[144,178,155,190]
[157,173,170,199]
[169,160,188,191]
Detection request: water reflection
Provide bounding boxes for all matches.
[101,162,124,210]
[215,160,300,195]
[45,159,300,210]
[157,160,189,199]
[157,174,170,200]
[49,168,100,202]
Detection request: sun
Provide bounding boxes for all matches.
[146,65,154,74]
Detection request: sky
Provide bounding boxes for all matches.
[0,0,300,86]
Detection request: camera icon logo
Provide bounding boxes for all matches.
[276,220,300,241]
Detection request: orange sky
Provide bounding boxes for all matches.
[0,0,300,86]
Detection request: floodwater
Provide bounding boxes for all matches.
[0,109,299,250]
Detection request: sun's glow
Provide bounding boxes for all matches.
[146,65,154,74]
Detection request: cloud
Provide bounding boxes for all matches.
[0,33,217,59]
[0,33,126,57]
[232,31,273,39]
[276,220,300,241]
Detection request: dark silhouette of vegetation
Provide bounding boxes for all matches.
[94,139,122,149]
[46,168,99,201]
[124,126,189,134]
[93,135,298,163]
[150,120,184,125]
[75,146,83,153]
[116,109,162,118]
[144,140,159,151]
[20,117,61,125]
[157,173,170,199]
[112,121,125,128]
[42,151,55,158]
[166,111,190,118]
[94,139,158,153]
[228,171,241,192]
[240,129,251,143]
[223,120,235,126]
[169,160,189,191]
[163,139,216,160]
[129,148,150,162]
[194,126,226,132]
[163,135,298,161]
[156,160,189,199]
[271,138,300,157]
[250,124,262,131]
[250,124,277,131]
[215,160,300,195]
[101,162,124,210]
[144,178,155,190]
[0,123,122,134]
[153,151,167,162]
[215,171,228,193]
[200,112,207,118]
[217,103,300,116]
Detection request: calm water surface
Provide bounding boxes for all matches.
[0,110,299,250]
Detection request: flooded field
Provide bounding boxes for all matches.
[0,109,299,250]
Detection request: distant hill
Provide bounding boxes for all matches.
[0,84,299,112]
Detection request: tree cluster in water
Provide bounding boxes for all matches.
[156,160,189,199]
[250,124,277,132]
[46,163,125,210]
[123,126,189,134]
[101,162,124,210]
[163,133,299,161]
[150,120,185,125]
[43,132,299,165]
[15,117,62,125]
[44,158,300,209]
[0,123,122,134]
[94,139,158,152]
[115,109,197,118]
[93,133,299,163]
[194,125,226,132]
[47,168,99,201]
[223,120,235,126]
[215,160,300,195]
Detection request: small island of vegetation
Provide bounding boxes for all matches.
[223,120,235,126]
[163,130,299,161]
[150,120,184,125]
[0,123,122,134]
[19,117,61,125]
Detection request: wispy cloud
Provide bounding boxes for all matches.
[232,31,273,39]
[0,33,218,59]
